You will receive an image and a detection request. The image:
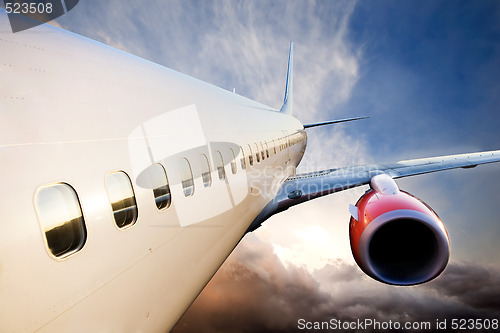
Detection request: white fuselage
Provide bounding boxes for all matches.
[0,12,306,332]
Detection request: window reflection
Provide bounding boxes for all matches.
[35,183,86,258]
[200,154,212,188]
[248,144,254,166]
[215,151,226,180]
[240,146,246,170]
[106,171,138,228]
[230,148,237,174]
[150,164,171,210]
[179,158,195,196]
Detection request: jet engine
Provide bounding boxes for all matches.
[349,174,450,285]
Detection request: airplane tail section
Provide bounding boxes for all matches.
[278,43,367,127]
[279,42,293,115]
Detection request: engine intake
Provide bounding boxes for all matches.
[349,174,449,285]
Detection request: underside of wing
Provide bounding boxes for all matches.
[247,149,500,286]
[249,149,500,231]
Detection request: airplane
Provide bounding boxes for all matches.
[1,8,500,332]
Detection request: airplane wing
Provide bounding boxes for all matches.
[247,42,500,286]
[248,150,500,231]
[303,116,369,128]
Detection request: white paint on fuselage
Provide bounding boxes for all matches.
[128,104,208,177]
[0,11,306,332]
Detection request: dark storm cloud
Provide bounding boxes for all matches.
[173,236,500,332]
[426,261,500,312]
[172,235,334,333]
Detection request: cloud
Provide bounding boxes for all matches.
[426,261,500,312]
[56,0,361,114]
[186,0,361,116]
[173,236,500,332]
[172,234,333,333]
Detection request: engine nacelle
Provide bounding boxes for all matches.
[349,174,450,285]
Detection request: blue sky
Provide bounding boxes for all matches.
[344,1,500,157]
[49,0,500,331]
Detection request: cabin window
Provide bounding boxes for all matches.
[215,151,226,180]
[35,183,87,258]
[200,154,212,188]
[150,163,171,210]
[240,146,246,170]
[106,171,138,229]
[255,143,260,162]
[179,158,195,197]
[248,144,254,166]
[230,148,237,174]
[265,142,270,158]
[272,139,277,154]
[260,142,265,160]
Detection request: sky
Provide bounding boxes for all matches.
[46,0,500,331]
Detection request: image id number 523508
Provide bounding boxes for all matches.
[451,319,498,330]
[5,1,53,14]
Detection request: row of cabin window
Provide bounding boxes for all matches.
[180,150,233,197]
[35,149,244,259]
[169,135,307,202]
[240,131,306,169]
[179,133,306,199]
[34,135,305,259]
[179,139,286,197]
[243,135,292,167]
[34,172,140,259]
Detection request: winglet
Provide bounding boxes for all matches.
[279,42,293,115]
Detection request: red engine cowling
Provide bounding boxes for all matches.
[349,174,450,285]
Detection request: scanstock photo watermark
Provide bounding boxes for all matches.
[297,318,499,331]
[3,0,79,32]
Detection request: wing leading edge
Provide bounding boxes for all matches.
[303,116,369,129]
[247,150,500,232]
